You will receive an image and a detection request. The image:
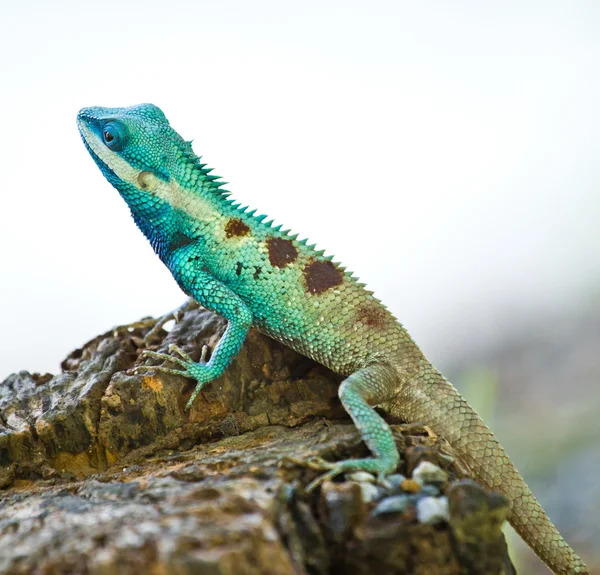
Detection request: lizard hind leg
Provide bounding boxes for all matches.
[306,363,401,491]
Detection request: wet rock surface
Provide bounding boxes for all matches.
[0,307,516,574]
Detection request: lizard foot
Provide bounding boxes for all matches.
[135,344,214,409]
[285,455,399,492]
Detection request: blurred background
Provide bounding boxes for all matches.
[0,1,598,571]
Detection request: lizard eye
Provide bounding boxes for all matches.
[101,122,127,151]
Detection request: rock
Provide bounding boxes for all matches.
[0,309,345,482]
[419,484,440,497]
[447,480,510,542]
[447,480,514,574]
[400,478,421,493]
[386,473,407,487]
[0,306,517,574]
[384,473,407,494]
[346,471,376,484]
[372,495,412,516]
[416,496,450,524]
[403,444,457,480]
[358,482,381,503]
[319,481,366,542]
[413,461,449,488]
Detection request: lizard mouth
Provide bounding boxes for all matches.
[77,112,145,195]
[76,113,113,175]
[80,134,104,167]
[79,132,114,178]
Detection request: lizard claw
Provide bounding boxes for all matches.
[199,344,209,363]
[134,344,206,378]
[137,344,210,370]
[167,344,194,363]
[280,455,340,492]
[280,455,334,471]
[306,469,342,492]
[284,454,400,493]
[134,364,191,378]
[138,349,191,370]
[135,342,214,410]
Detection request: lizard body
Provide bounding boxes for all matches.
[77,104,588,575]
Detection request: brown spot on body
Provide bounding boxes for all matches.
[356,303,388,328]
[267,237,298,267]
[235,262,243,276]
[303,260,343,294]
[253,266,262,279]
[225,218,250,238]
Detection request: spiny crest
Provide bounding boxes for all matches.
[171,137,378,298]
[233,198,377,294]
[173,137,231,197]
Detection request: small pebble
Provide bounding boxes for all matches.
[386,473,407,488]
[412,461,448,487]
[400,478,421,493]
[373,495,411,516]
[346,471,376,484]
[419,485,440,497]
[358,482,380,503]
[416,496,449,524]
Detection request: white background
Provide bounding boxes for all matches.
[1,0,599,377]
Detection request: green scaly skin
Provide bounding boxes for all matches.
[77,104,588,575]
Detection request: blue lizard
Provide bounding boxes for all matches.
[77,103,588,575]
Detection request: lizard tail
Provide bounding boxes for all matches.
[386,364,588,575]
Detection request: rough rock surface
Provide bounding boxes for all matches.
[0,307,515,574]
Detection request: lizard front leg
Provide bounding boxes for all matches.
[136,269,253,410]
[303,363,401,490]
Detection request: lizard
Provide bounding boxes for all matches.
[77,103,588,575]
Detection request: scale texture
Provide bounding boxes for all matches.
[77,103,588,575]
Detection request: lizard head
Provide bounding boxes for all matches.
[77,104,225,245]
[76,103,185,198]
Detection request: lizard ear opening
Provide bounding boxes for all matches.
[137,171,158,191]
